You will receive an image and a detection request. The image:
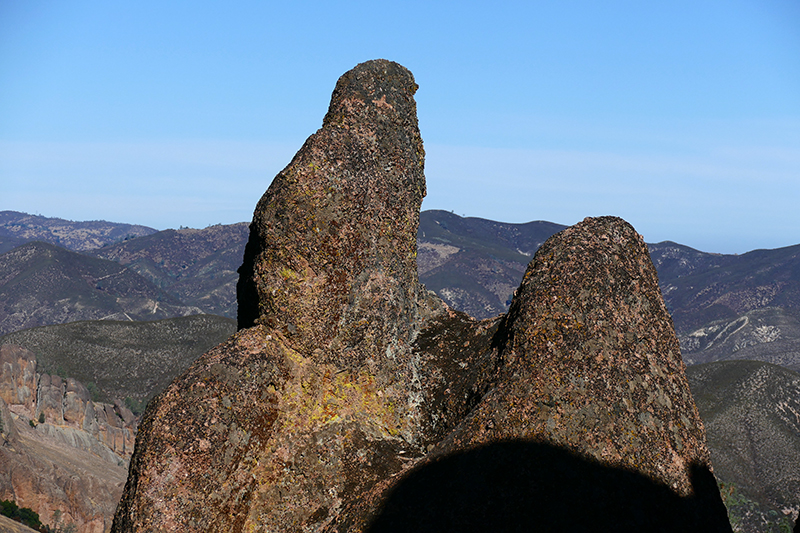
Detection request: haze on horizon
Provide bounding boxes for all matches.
[1,1,799,255]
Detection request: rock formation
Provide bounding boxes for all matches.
[112,60,731,532]
[0,344,136,532]
[0,345,137,459]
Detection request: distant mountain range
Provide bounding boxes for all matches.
[0,210,156,253]
[89,222,248,318]
[5,209,800,374]
[2,209,800,531]
[0,240,205,336]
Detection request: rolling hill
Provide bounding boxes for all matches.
[0,241,202,336]
[688,360,800,531]
[0,314,236,403]
[0,210,156,251]
[89,223,249,318]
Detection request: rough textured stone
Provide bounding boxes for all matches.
[440,217,712,490]
[0,345,37,418]
[114,59,447,533]
[343,217,731,531]
[237,58,426,372]
[113,61,730,532]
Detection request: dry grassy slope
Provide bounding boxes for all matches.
[0,315,236,403]
[687,360,800,532]
[90,223,249,318]
[651,242,800,335]
[0,514,40,533]
[0,236,27,256]
[0,241,202,337]
[680,307,800,372]
[0,211,156,252]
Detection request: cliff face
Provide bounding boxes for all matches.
[113,60,730,532]
[0,345,135,533]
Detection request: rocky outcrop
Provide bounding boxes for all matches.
[113,60,730,532]
[346,217,731,531]
[0,344,137,532]
[236,58,428,367]
[0,345,137,459]
[0,396,128,533]
[0,345,37,418]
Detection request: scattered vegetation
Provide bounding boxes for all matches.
[49,509,77,533]
[719,482,794,533]
[124,396,148,416]
[85,382,101,402]
[0,499,42,530]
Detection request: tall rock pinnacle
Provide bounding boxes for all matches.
[237,59,426,369]
[113,59,445,533]
[113,62,731,532]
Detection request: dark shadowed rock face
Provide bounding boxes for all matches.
[114,62,729,532]
[237,58,426,371]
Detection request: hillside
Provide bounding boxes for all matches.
[90,223,249,318]
[679,307,800,372]
[687,360,800,531]
[5,211,800,374]
[0,211,156,251]
[0,241,202,336]
[652,242,800,335]
[417,210,566,319]
[0,314,236,404]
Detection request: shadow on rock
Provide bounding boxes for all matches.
[367,440,731,533]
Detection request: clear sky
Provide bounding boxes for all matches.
[1,1,799,254]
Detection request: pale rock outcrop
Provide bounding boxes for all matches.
[0,344,137,532]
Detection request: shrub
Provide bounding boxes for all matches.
[86,382,101,402]
[0,499,42,530]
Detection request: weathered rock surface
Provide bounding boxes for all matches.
[236,58,428,367]
[346,217,731,532]
[0,345,136,532]
[113,60,730,532]
[0,399,128,533]
[0,345,137,459]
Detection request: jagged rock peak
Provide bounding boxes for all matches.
[237,58,429,369]
[339,217,731,532]
[502,216,713,492]
[113,61,731,531]
[113,60,446,533]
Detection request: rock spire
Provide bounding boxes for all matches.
[113,61,731,532]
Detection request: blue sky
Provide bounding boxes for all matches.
[1,1,799,254]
